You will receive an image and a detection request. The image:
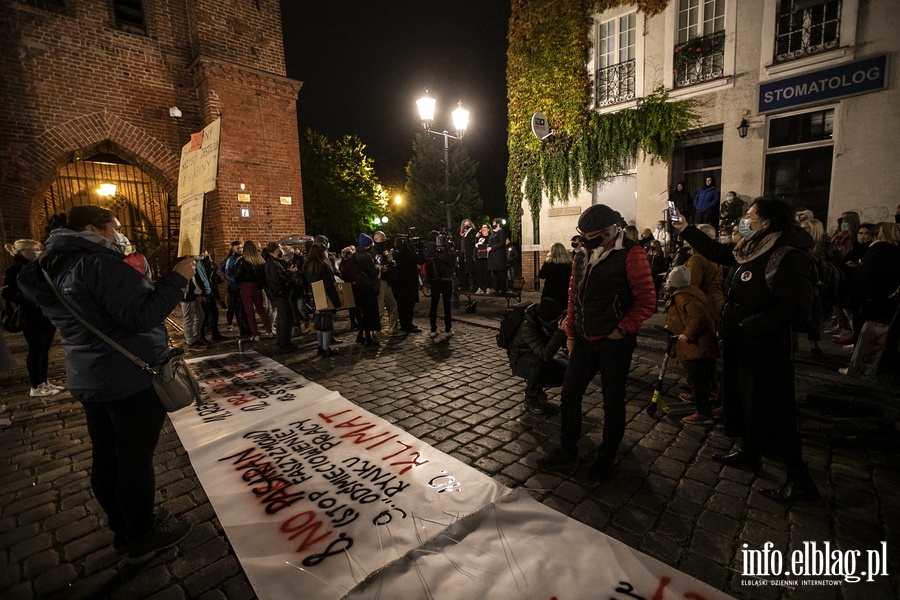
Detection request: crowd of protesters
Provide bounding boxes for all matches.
[2,198,898,521]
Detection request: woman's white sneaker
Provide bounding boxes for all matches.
[30,383,61,397]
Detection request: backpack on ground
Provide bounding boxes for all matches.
[496,300,532,349]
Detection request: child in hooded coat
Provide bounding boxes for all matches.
[664,265,720,425]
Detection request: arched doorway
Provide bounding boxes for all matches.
[40,151,178,275]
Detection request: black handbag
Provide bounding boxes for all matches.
[1,301,23,333]
[41,268,200,412]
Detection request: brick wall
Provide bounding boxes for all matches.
[0,0,303,269]
[520,249,549,292]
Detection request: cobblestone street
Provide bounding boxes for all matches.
[1,292,898,599]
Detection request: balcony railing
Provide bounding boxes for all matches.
[673,30,725,89]
[774,0,841,63]
[595,59,636,107]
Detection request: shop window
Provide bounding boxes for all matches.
[769,108,834,147]
[764,109,835,216]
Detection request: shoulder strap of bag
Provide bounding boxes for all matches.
[40,267,157,375]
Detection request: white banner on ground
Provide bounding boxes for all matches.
[171,352,511,599]
[173,351,731,600]
[346,488,732,600]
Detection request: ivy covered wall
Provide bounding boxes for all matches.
[506,0,696,235]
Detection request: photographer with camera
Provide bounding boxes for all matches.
[424,230,455,341]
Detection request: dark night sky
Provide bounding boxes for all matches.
[279,1,511,218]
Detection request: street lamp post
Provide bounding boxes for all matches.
[416,92,469,232]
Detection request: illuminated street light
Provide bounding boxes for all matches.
[416,92,470,232]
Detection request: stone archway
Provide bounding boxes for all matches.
[0,110,180,238]
[0,110,182,270]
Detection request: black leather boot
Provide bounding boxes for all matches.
[713,450,762,473]
[760,479,820,503]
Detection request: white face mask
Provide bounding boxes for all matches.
[725,195,735,202]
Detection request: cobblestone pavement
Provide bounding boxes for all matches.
[1,291,898,599]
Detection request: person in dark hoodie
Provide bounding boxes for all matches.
[17,205,195,563]
[669,180,694,225]
[672,197,818,503]
[345,234,381,345]
[424,230,456,340]
[693,175,721,228]
[507,297,567,415]
[264,241,298,351]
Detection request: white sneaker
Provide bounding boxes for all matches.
[44,382,66,392]
[838,367,849,375]
[30,383,61,398]
[251,335,260,342]
[475,289,485,295]
[444,331,454,338]
[430,330,439,338]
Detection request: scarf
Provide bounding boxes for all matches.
[732,231,781,264]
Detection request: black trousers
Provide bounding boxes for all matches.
[81,388,167,538]
[429,279,453,332]
[21,315,56,388]
[226,286,250,335]
[272,296,294,347]
[512,352,567,402]
[559,335,637,458]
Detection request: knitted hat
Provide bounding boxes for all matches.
[666,265,691,289]
[358,233,373,248]
[577,204,620,234]
[536,297,563,324]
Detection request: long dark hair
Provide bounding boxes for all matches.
[303,244,332,277]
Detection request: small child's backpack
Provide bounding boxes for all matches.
[496,300,532,349]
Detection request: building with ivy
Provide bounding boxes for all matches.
[514,0,898,283]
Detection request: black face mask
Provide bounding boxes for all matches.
[581,228,615,250]
[374,241,386,253]
[571,241,579,248]
[581,236,603,250]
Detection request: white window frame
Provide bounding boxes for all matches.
[676,0,725,43]
[760,0,859,78]
[664,0,736,98]
[591,7,644,113]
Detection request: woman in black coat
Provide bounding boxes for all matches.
[673,197,819,503]
[538,242,572,312]
[3,239,63,397]
[391,234,424,333]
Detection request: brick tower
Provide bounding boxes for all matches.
[0,0,305,270]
